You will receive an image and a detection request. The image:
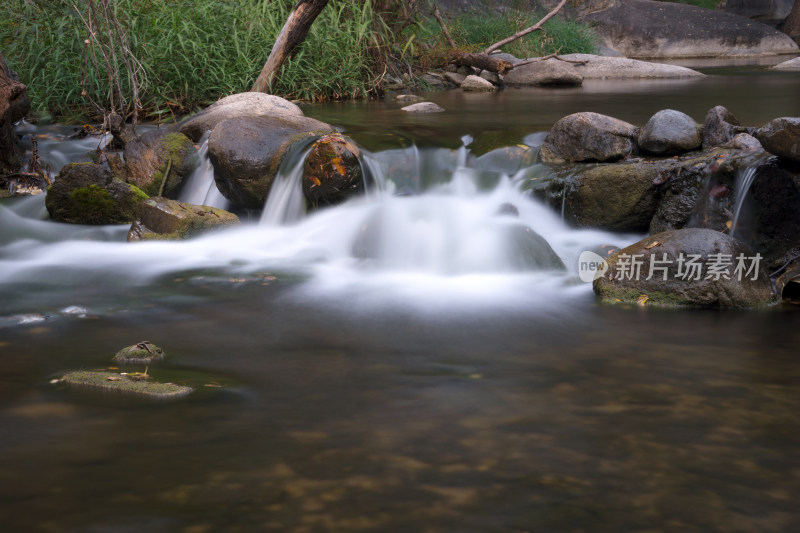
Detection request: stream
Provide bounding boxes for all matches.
[1,70,800,532]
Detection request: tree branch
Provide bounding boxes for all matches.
[483,0,568,55]
[432,2,456,49]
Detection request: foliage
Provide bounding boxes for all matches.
[0,0,391,121]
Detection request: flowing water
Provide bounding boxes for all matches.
[2,72,800,532]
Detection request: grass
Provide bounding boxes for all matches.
[1,0,390,121]
[403,7,597,68]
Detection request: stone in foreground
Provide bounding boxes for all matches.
[113,341,166,364]
[302,134,364,208]
[755,117,800,163]
[540,112,636,163]
[127,197,240,241]
[593,228,776,308]
[60,371,192,398]
[638,109,702,156]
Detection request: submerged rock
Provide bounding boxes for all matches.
[593,228,776,308]
[540,112,637,163]
[178,92,304,142]
[113,130,196,198]
[45,162,148,224]
[638,109,702,156]
[127,197,240,241]
[503,58,583,86]
[755,117,800,163]
[113,341,165,364]
[302,134,364,209]
[60,371,192,398]
[207,115,335,208]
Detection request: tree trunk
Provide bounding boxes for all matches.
[784,0,800,40]
[251,0,330,93]
[452,53,514,75]
[0,51,30,174]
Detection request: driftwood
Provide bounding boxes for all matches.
[440,0,573,75]
[252,0,330,93]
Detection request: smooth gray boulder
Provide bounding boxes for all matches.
[401,102,445,113]
[178,92,304,142]
[540,112,637,163]
[585,0,799,58]
[720,0,795,27]
[638,109,702,156]
[559,54,705,78]
[756,117,800,162]
[702,105,747,149]
[503,58,583,86]
[593,228,776,308]
[208,115,335,208]
[461,75,497,91]
[771,57,800,70]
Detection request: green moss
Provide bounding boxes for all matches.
[594,286,690,307]
[60,371,192,398]
[69,184,116,222]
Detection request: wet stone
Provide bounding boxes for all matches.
[60,371,192,399]
[113,341,165,364]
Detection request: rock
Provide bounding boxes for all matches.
[723,133,763,152]
[540,112,637,163]
[107,111,135,147]
[563,162,661,232]
[771,57,800,70]
[593,228,776,308]
[503,58,583,86]
[116,130,196,197]
[456,65,475,76]
[0,53,29,175]
[395,94,421,103]
[207,115,335,208]
[475,145,536,175]
[59,371,192,398]
[584,0,799,58]
[638,109,702,156]
[46,163,148,224]
[756,117,800,163]
[127,197,240,241]
[178,92,304,142]
[401,102,445,113]
[479,70,500,85]
[113,341,165,364]
[502,224,566,271]
[421,73,446,88]
[461,75,497,92]
[302,134,364,209]
[702,105,747,149]
[720,0,795,27]
[443,72,466,86]
[559,54,705,78]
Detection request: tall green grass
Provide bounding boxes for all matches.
[1,0,389,121]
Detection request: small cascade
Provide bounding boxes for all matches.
[178,134,229,210]
[260,146,313,226]
[730,163,760,237]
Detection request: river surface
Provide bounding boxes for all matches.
[1,69,800,532]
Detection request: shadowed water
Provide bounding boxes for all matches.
[1,73,800,532]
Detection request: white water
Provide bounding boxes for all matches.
[177,135,229,210]
[260,147,313,225]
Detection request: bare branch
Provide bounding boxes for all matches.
[432,2,456,49]
[483,0,568,55]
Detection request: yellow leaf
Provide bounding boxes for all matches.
[310,176,321,187]
[331,157,347,176]
[636,294,649,306]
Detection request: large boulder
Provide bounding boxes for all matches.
[755,117,800,163]
[46,163,148,224]
[638,109,702,156]
[0,52,29,174]
[503,59,583,86]
[207,115,335,209]
[584,0,799,58]
[302,134,364,209]
[562,162,661,232]
[540,112,637,163]
[558,54,705,78]
[702,105,748,149]
[593,228,776,307]
[178,92,304,142]
[127,197,240,241]
[112,130,196,198]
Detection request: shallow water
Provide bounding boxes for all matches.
[2,72,800,532]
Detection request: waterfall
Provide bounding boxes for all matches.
[260,146,314,226]
[178,133,229,210]
[730,163,760,237]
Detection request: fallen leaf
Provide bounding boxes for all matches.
[644,241,662,250]
[637,294,649,306]
[107,376,122,381]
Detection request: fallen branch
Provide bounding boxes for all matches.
[484,0,568,55]
[432,2,456,49]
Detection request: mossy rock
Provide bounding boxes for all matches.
[45,162,148,224]
[121,131,197,198]
[127,197,240,241]
[113,341,165,364]
[60,371,192,398]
